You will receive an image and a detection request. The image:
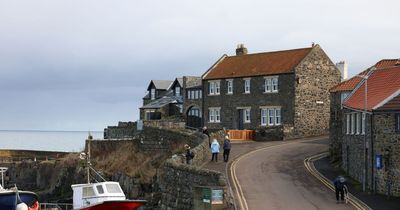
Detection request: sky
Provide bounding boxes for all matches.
[0,0,399,131]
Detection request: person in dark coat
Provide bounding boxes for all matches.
[333,176,347,203]
[184,144,194,165]
[202,126,210,147]
[223,135,231,162]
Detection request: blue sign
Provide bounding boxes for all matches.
[375,155,383,169]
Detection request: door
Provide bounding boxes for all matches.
[186,107,202,128]
[238,109,244,130]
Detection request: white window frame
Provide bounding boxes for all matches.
[208,81,220,95]
[355,113,360,135]
[275,108,281,125]
[199,90,202,99]
[351,113,355,135]
[244,78,251,94]
[272,77,279,92]
[215,81,220,95]
[194,90,198,99]
[361,113,366,134]
[268,109,275,126]
[175,86,181,96]
[227,79,233,94]
[244,108,251,123]
[261,109,268,126]
[264,78,271,93]
[208,107,221,123]
[346,114,350,135]
[209,82,215,95]
[150,88,155,100]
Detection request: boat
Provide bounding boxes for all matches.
[70,136,146,210]
[0,167,39,210]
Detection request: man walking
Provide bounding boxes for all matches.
[333,176,347,203]
[223,135,231,162]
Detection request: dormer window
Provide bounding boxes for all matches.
[175,87,181,96]
[150,88,156,100]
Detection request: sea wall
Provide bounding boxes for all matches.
[0,150,69,162]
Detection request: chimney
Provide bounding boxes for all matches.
[336,61,348,81]
[235,44,248,56]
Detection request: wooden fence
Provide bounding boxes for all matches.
[227,130,255,141]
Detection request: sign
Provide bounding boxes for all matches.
[375,155,383,169]
[211,189,223,205]
[202,188,211,203]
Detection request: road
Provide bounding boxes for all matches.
[231,138,354,210]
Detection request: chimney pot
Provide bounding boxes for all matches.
[236,44,248,56]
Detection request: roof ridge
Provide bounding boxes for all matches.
[226,47,312,58]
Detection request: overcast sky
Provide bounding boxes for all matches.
[0,0,399,131]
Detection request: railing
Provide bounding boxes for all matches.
[228,130,255,141]
[40,203,73,210]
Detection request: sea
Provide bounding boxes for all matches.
[0,130,104,152]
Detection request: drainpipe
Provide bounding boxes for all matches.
[371,113,375,193]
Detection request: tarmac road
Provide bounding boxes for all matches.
[232,137,354,210]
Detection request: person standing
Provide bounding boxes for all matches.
[202,126,210,148]
[210,139,220,162]
[184,144,194,165]
[223,135,231,162]
[333,176,347,203]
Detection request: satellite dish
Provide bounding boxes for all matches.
[79,153,87,160]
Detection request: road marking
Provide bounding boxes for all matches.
[304,153,373,210]
[230,137,326,210]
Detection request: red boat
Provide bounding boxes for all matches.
[71,182,146,210]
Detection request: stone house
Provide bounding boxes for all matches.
[330,61,400,196]
[140,79,182,120]
[182,76,203,128]
[329,59,400,161]
[201,44,340,139]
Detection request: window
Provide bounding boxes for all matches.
[346,114,350,134]
[208,81,220,95]
[199,90,202,99]
[96,185,104,194]
[275,109,281,125]
[227,80,233,94]
[175,87,180,96]
[268,109,275,125]
[264,78,271,92]
[244,109,251,123]
[150,88,155,100]
[264,77,278,93]
[261,109,268,126]
[83,186,96,197]
[244,79,251,93]
[356,113,360,135]
[260,107,281,126]
[396,113,400,133]
[106,183,122,193]
[361,113,366,134]
[194,90,198,99]
[351,113,355,134]
[209,108,221,123]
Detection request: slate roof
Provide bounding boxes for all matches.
[140,95,183,109]
[203,47,313,80]
[147,80,173,91]
[330,59,400,92]
[185,76,202,88]
[343,66,400,111]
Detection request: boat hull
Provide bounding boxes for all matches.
[0,191,38,210]
[78,200,147,210]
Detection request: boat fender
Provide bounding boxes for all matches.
[16,202,28,210]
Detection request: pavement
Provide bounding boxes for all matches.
[314,156,400,210]
[201,137,400,210]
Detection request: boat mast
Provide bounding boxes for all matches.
[87,132,92,184]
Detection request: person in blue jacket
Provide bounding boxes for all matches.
[210,139,220,162]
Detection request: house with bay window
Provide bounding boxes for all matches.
[202,44,340,139]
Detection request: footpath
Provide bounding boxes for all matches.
[314,156,400,210]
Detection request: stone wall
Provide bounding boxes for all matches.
[104,121,138,139]
[293,45,341,138]
[157,135,228,210]
[143,120,186,130]
[329,92,344,162]
[0,150,69,162]
[373,113,400,196]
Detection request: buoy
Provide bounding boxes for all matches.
[16,202,28,210]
